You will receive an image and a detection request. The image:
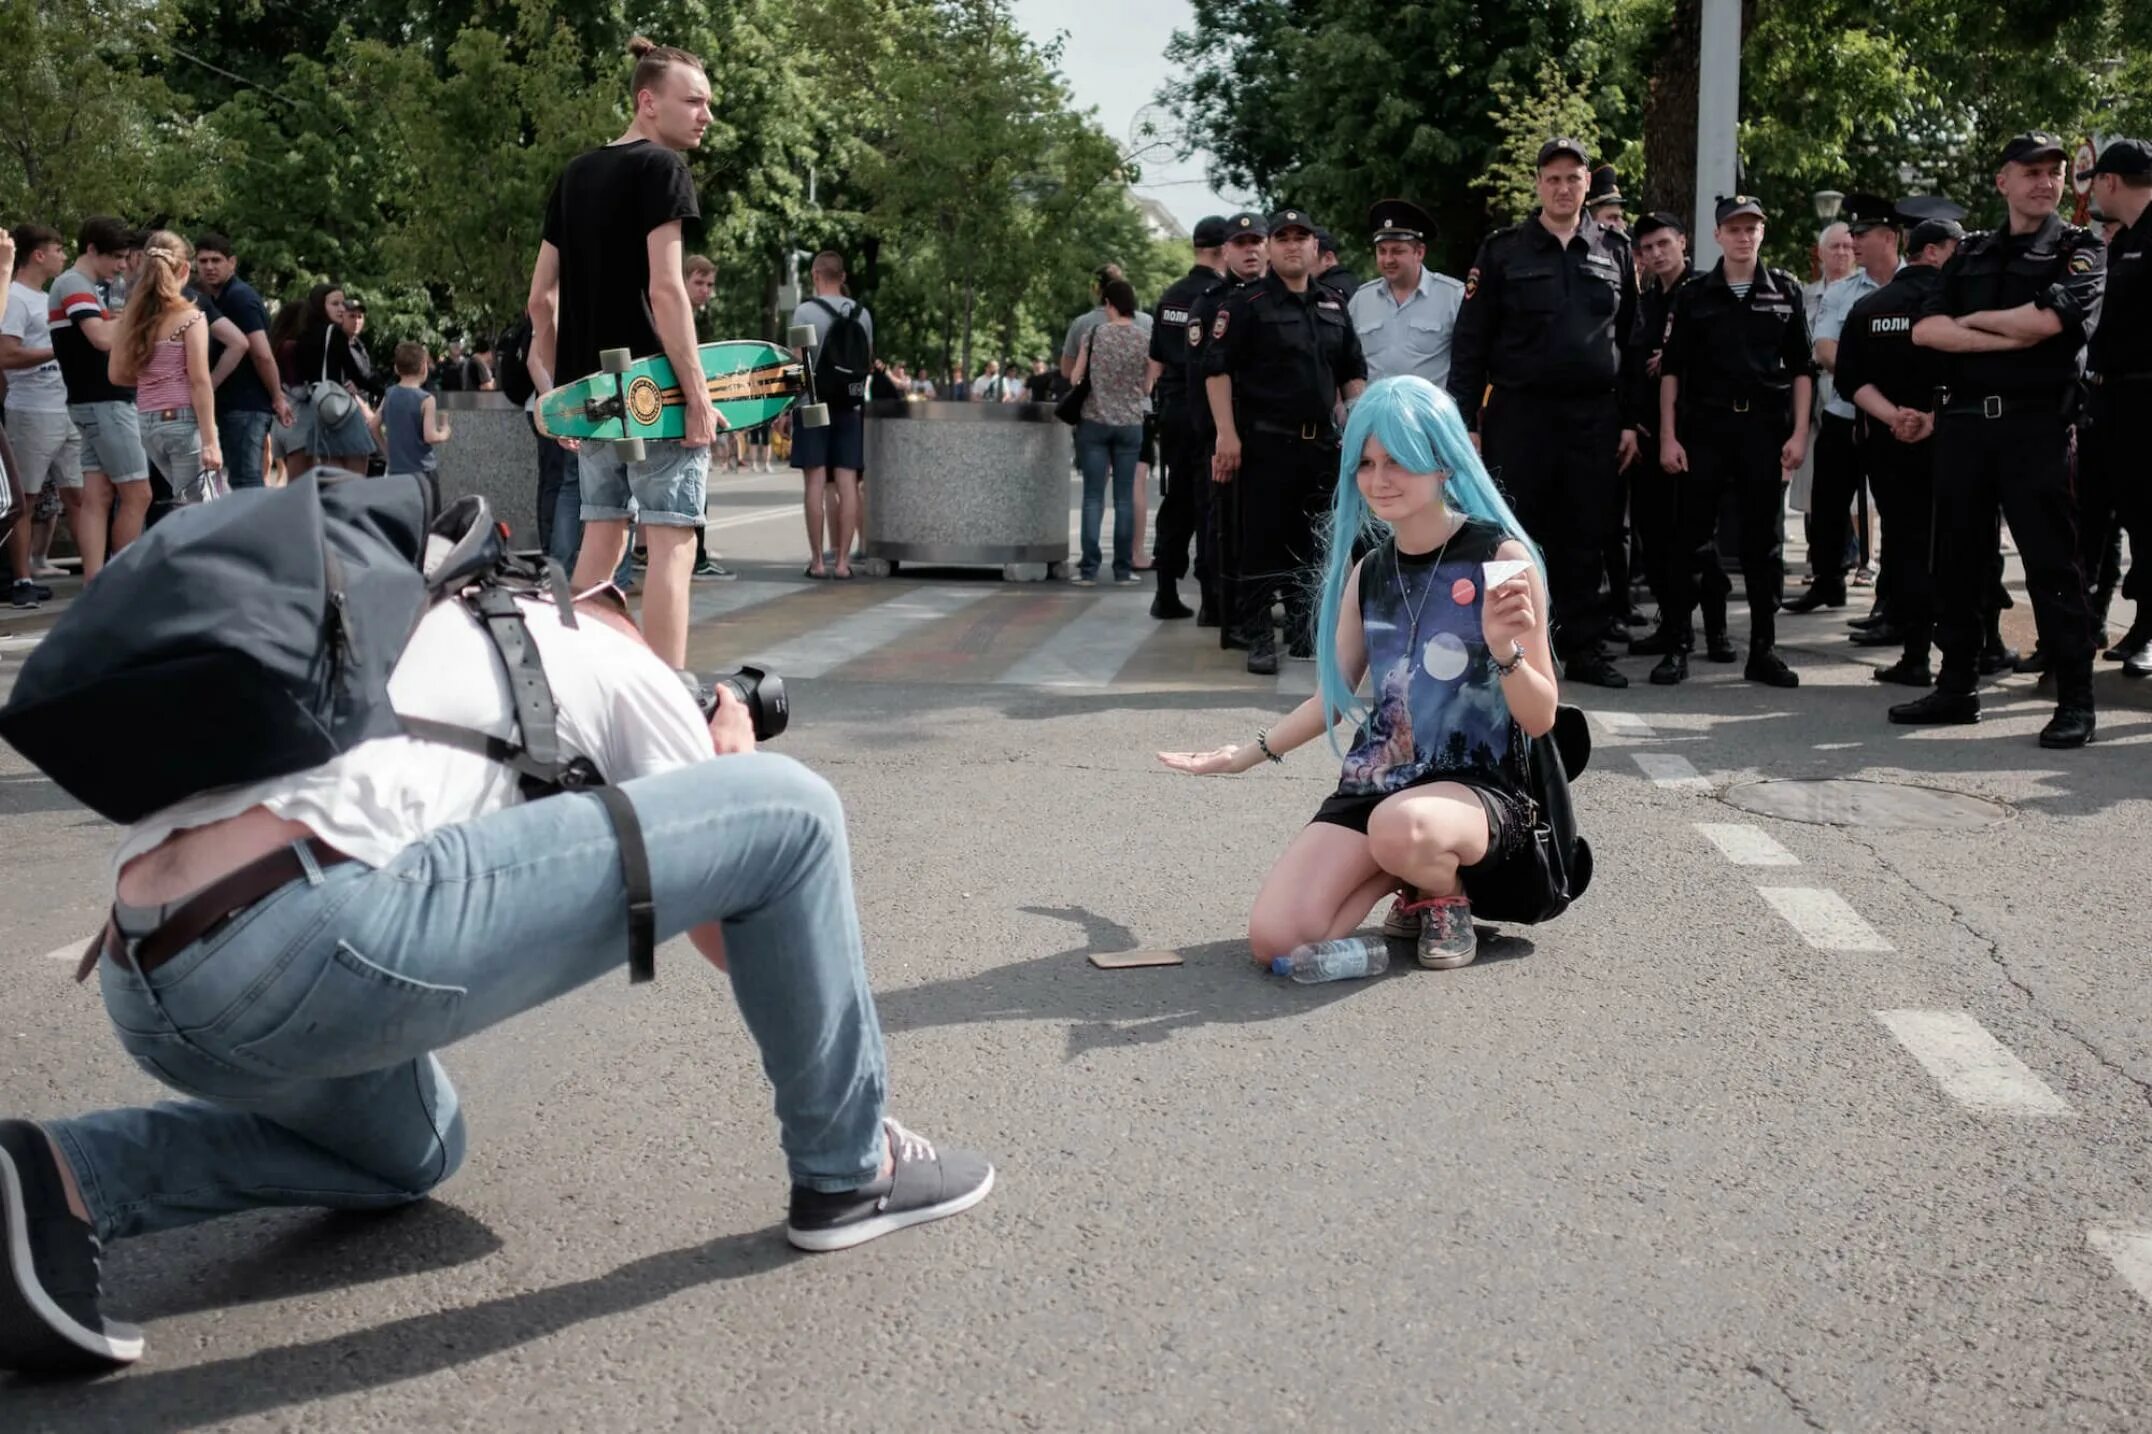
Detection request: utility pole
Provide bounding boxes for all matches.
[1694,0,1740,266]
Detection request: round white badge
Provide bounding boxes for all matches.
[1422,631,1470,681]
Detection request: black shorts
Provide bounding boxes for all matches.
[1309,778,1530,868]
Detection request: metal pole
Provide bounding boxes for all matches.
[1694,0,1741,267]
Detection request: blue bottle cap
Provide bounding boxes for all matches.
[1270,955,1294,976]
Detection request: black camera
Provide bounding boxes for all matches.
[697,664,789,741]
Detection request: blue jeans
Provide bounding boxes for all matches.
[1076,419,1143,579]
[220,409,274,490]
[47,753,890,1243]
[545,447,632,589]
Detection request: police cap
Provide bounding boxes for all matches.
[1997,131,2067,168]
[1894,194,1968,226]
[1586,166,1625,207]
[1367,198,1433,244]
[1191,215,1230,248]
[1841,193,1901,234]
[1714,194,1766,225]
[1907,218,1965,253]
[2092,138,2152,180]
[1633,210,1686,240]
[1266,208,1318,239]
[1224,211,1269,241]
[1312,227,1340,256]
[1537,137,1590,169]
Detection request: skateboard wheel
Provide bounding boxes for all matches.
[619,437,646,463]
[788,324,819,350]
[798,403,830,429]
[598,347,633,374]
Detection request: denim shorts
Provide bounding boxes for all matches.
[140,408,214,502]
[791,408,865,473]
[5,406,82,492]
[579,438,709,526]
[68,400,150,482]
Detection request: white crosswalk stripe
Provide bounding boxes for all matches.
[741,586,993,677]
[2088,1228,2152,1308]
[1694,822,1800,866]
[998,589,1156,688]
[688,579,796,622]
[1592,710,1656,739]
[1877,1010,2072,1115]
[1632,752,1708,790]
[1758,887,1894,951]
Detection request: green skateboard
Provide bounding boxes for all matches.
[537,334,828,460]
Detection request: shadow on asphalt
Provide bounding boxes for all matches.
[873,904,1534,1059]
[3,1224,796,1430]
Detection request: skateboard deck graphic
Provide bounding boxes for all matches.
[537,340,823,451]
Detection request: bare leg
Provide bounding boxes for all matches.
[802,466,829,574]
[1131,461,1153,569]
[637,523,698,668]
[1364,784,1492,900]
[572,516,631,591]
[74,471,114,578]
[286,449,314,481]
[108,480,152,558]
[832,468,861,577]
[1246,821,1389,962]
[0,438,30,583]
[329,454,368,475]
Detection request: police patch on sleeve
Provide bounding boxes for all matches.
[1188,321,1203,347]
[1464,267,1480,300]
[1212,310,1230,340]
[2069,250,2096,273]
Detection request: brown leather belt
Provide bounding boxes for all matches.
[77,837,357,983]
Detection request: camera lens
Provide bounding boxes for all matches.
[710,665,788,741]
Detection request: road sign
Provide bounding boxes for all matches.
[2074,138,2097,196]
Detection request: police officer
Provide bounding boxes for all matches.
[2080,138,2152,675]
[1347,199,1465,388]
[1147,215,1230,622]
[1621,211,1733,664]
[1187,213,1271,644]
[1657,195,1816,688]
[1314,228,1360,301]
[1587,167,1627,234]
[1205,208,1369,674]
[1892,132,2105,747]
[1832,206,1963,687]
[1447,137,1640,687]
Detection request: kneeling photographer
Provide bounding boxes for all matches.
[0,471,992,1377]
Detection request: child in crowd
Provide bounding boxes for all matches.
[374,341,452,476]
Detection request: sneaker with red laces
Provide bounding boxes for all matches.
[1408,895,1478,969]
[1381,891,1420,941]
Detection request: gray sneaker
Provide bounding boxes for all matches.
[1412,896,1478,970]
[1381,894,1420,941]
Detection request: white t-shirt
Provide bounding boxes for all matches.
[2,280,69,412]
[113,597,714,877]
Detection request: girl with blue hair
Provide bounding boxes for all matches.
[1158,376,1559,970]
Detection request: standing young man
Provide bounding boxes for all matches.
[49,217,151,578]
[0,225,74,604]
[193,233,294,491]
[791,250,874,579]
[528,36,721,670]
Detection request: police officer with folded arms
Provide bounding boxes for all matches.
[1892,132,2105,747]
[1656,195,1815,688]
[1146,215,1229,623]
[1205,208,1368,674]
[1347,199,1465,390]
[1447,137,1640,688]
[1187,212,1270,643]
[1832,204,1963,687]
[2080,138,2152,676]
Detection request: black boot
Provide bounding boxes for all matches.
[2012,645,2051,676]
[1703,625,1737,663]
[1872,656,1934,686]
[1150,577,1192,620]
[1745,649,1799,687]
[1890,689,1981,725]
[2040,667,2096,748]
[1245,630,1279,675]
[1848,598,1890,630]
[2105,617,2150,662]
[1649,649,1689,685]
[1564,651,1629,688]
[1196,594,1220,628]
[1849,622,1906,648]
[1783,582,1847,614]
[1977,638,2019,678]
[1629,624,1682,656]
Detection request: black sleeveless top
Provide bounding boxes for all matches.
[1335,519,1528,799]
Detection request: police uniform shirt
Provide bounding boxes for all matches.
[1660,262,1817,407]
[1832,265,1949,414]
[1149,264,1223,420]
[1445,211,1637,424]
[1348,267,1467,388]
[1918,212,2103,397]
[2087,209,2151,377]
[1621,265,1693,434]
[1813,268,1892,418]
[1202,270,1368,427]
[1319,266,1362,301]
[1184,273,1259,437]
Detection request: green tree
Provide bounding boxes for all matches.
[1479,58,1605,226]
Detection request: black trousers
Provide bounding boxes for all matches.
[1639,456,1730,633]
[2076,396,2147,615]
[1152,410,1213,590]
[1481,388,1622,661]
[1233,431,1334,639]
[1664,406,1789,650]
[1803,412,1864,593]
[1932,409,2093,692]
[1859,425,1935,662]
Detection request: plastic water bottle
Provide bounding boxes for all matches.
[1270,935,1390,984]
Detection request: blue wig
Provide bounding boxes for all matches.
[1313,376,1544,752]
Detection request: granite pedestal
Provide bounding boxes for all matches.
[858,400,1071,580]
[434,392,542,546]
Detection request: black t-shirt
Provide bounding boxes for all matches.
[205,276,275,415]
[542,139,701,385]
[1024,370,1056,402]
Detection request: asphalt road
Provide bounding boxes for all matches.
[5,467,2151,1431]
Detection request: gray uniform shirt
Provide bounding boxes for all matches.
[1347,268,1467,388]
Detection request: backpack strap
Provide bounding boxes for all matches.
[593,786,657,983]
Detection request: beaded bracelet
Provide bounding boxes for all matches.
[1256,728,1283,764]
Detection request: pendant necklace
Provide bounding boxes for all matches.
[1393,518,1457,659]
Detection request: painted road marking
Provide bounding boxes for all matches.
[1694,823,1800,866]
[701,503,800,533]
[998,588,1158,688]
[688,579,796,623]
[1877,1010,2072,1115]
[743,587,994,677]
[1759,887,1894,951]
[1633,753,1707,790]
[41,940,90,963]
[1594,710,1656,739]
[2088,1229,2152,1308]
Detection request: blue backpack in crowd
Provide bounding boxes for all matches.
[0,472,662,981]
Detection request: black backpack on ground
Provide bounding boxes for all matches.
[807,297,873,410]
[495,316,537,406]
[0,471,661,981]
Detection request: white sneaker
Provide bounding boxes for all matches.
[31,561,63,580]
